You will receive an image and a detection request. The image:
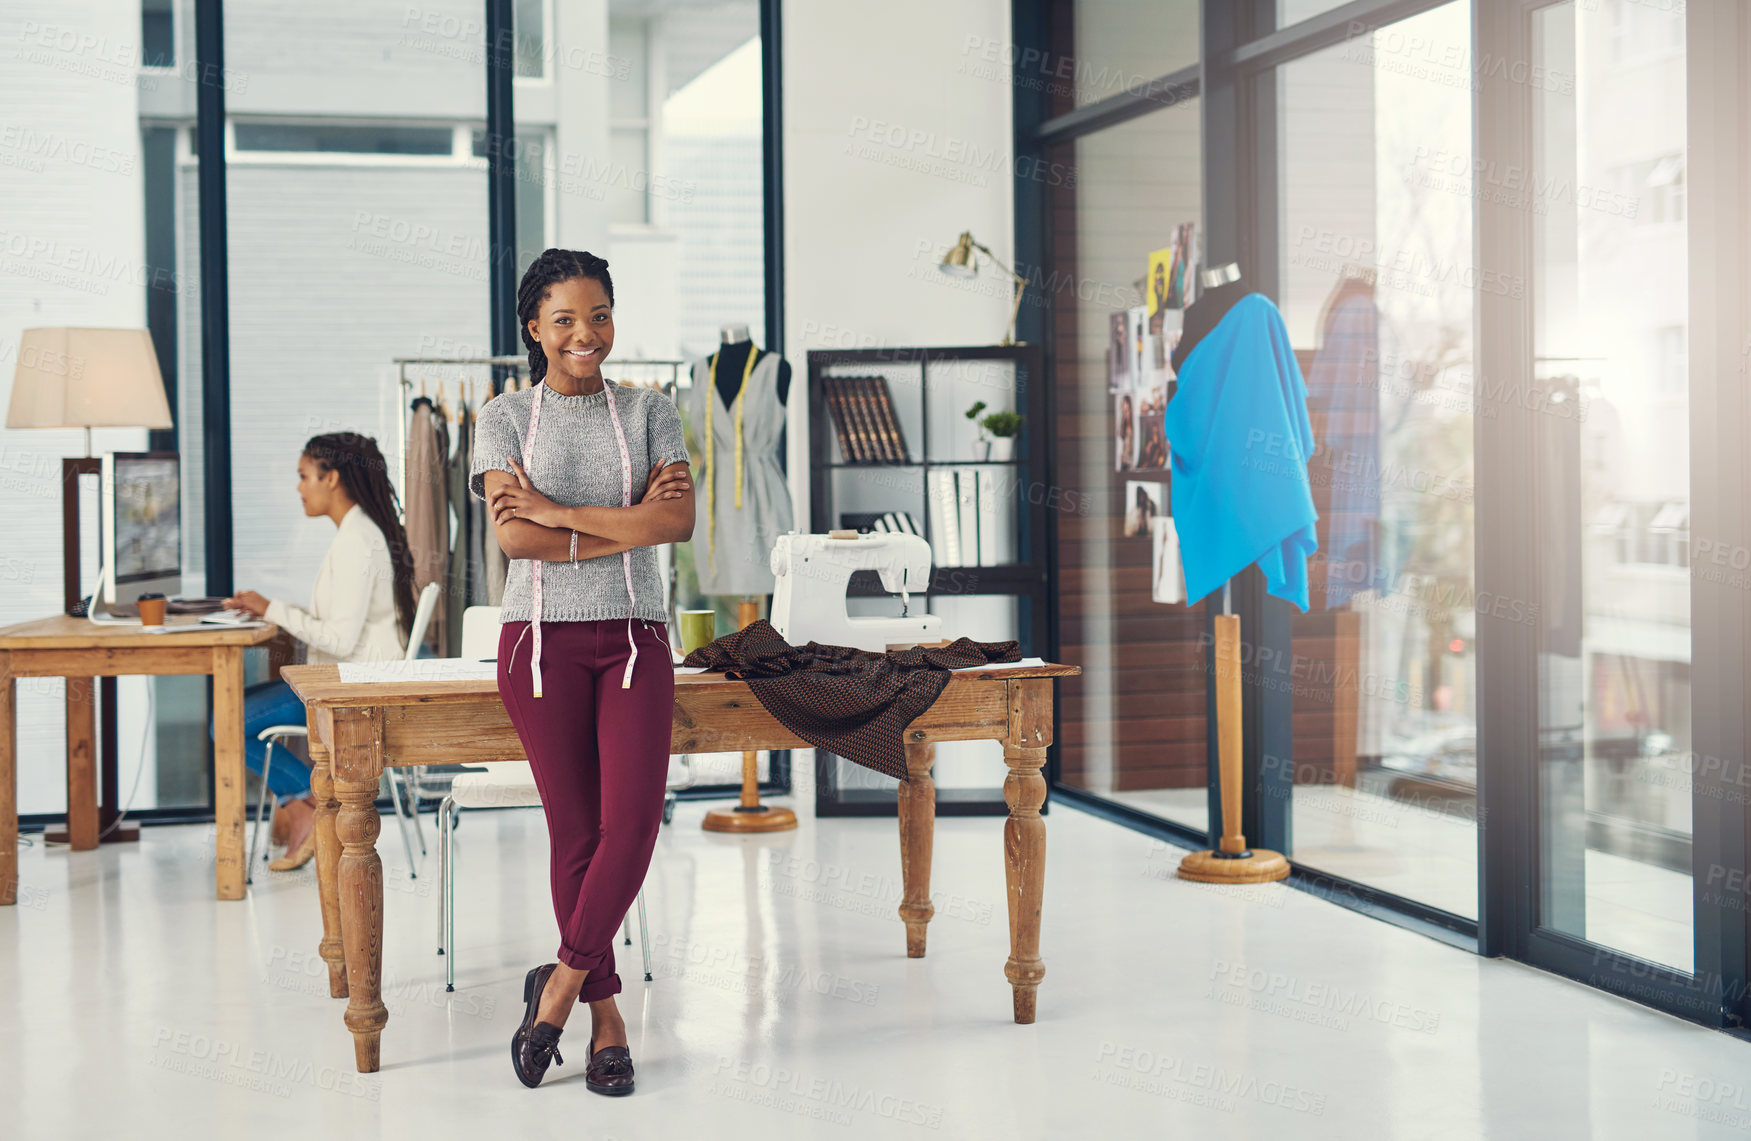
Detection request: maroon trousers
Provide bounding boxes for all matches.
[497,617,674,1002]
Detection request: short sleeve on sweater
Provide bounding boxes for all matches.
[469,398,522,501]
[645,388,691,470]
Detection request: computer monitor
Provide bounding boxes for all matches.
[100,451,181,604]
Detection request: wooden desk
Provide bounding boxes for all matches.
[0,614,279,905]
[281,658,1080,1074]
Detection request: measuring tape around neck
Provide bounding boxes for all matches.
[522,377,639,697]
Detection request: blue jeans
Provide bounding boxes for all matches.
[213,679,313,805]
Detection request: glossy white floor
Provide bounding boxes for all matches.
[4,797,1749,1139]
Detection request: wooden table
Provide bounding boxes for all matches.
[0,614,279,905]
[280,657,1080,1073]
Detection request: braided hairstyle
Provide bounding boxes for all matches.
[301,433,418,641]
[516,248,615,387]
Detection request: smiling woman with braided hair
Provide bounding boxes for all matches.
[469,248,694,1094]
[219,432,417,870]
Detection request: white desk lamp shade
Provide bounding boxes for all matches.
[5,327,173,430]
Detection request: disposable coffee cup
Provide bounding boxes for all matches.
[137,596,167,626]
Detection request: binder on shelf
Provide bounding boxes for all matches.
[954,469,981,567]
[927,469,960,567]
[976,468,1014,565]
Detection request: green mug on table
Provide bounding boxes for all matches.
[679,610,716,655]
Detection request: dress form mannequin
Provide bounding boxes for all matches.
[712,324,792,408]
[687,325,796,599]
[1171,263,1249,374]
[1165,258,1292,884]
[698,323,799,834]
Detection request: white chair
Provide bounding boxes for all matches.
[246,581,441,884]
[435,604,652,992]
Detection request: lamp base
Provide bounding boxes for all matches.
[1176,848,1289,884]
[702,805,797,833]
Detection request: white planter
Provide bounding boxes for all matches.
[988,437,1015,462]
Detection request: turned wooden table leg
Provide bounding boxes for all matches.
[896,738,936,958]
[1003,678,1051,1024]
[211,647,246,899]
[65,676,99,850]
[332,708,387,1072]
[308,705,348,999]
[0,652,16,906]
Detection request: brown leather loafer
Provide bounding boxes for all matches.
[511,964,566,1088]
[585,1037,635,1096]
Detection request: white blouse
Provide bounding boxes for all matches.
[263,503,408,666]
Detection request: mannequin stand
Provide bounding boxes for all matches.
[1178,613,1288,884]
[702,597,798,833]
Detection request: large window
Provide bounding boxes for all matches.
[1027,0,1745,1026]
[1274,1,1479,919]
[1049,99,1207,834]
[1529,0,1692,973]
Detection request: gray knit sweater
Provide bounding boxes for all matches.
[468,379,690,624]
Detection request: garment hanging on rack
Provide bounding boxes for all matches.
[406,395,451,654]
[687,345,793,596]
[444,397,477,650]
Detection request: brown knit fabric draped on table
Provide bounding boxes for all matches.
[680,619,1021,782]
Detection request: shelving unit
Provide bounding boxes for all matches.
[805,344,1051,817]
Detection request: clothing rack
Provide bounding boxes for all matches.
[389,356,690,503]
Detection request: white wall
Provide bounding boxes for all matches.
[781,0,1016,796]
[1,0,155,814]
[782,0,1016,531]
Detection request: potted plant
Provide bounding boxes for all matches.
[965,400,990,460]
[981,410,1023,461]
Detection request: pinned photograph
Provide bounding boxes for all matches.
[1124,480,1165,538]
[1134,383,1169,471]
[1114,390,1137,471]
[1108,311,1130,390]
[1151,515,1186,604]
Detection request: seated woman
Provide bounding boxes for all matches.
[218,432,416,871]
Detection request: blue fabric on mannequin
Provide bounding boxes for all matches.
[1163,292,1319,612]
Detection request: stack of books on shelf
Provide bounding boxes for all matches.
[926,469,1015,569]
[823,375,911,463]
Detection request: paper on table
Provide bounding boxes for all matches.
[337,658,499,683]
[677,656,1045,677]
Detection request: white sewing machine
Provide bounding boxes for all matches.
[769,530,943,652]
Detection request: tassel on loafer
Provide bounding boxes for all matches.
[511,964,566,1088]
[585,1036,635,1096]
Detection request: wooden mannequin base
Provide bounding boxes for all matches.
[701,804,798,833]
[1177,847,1290,884]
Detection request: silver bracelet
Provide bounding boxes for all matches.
[570,529,579,564]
